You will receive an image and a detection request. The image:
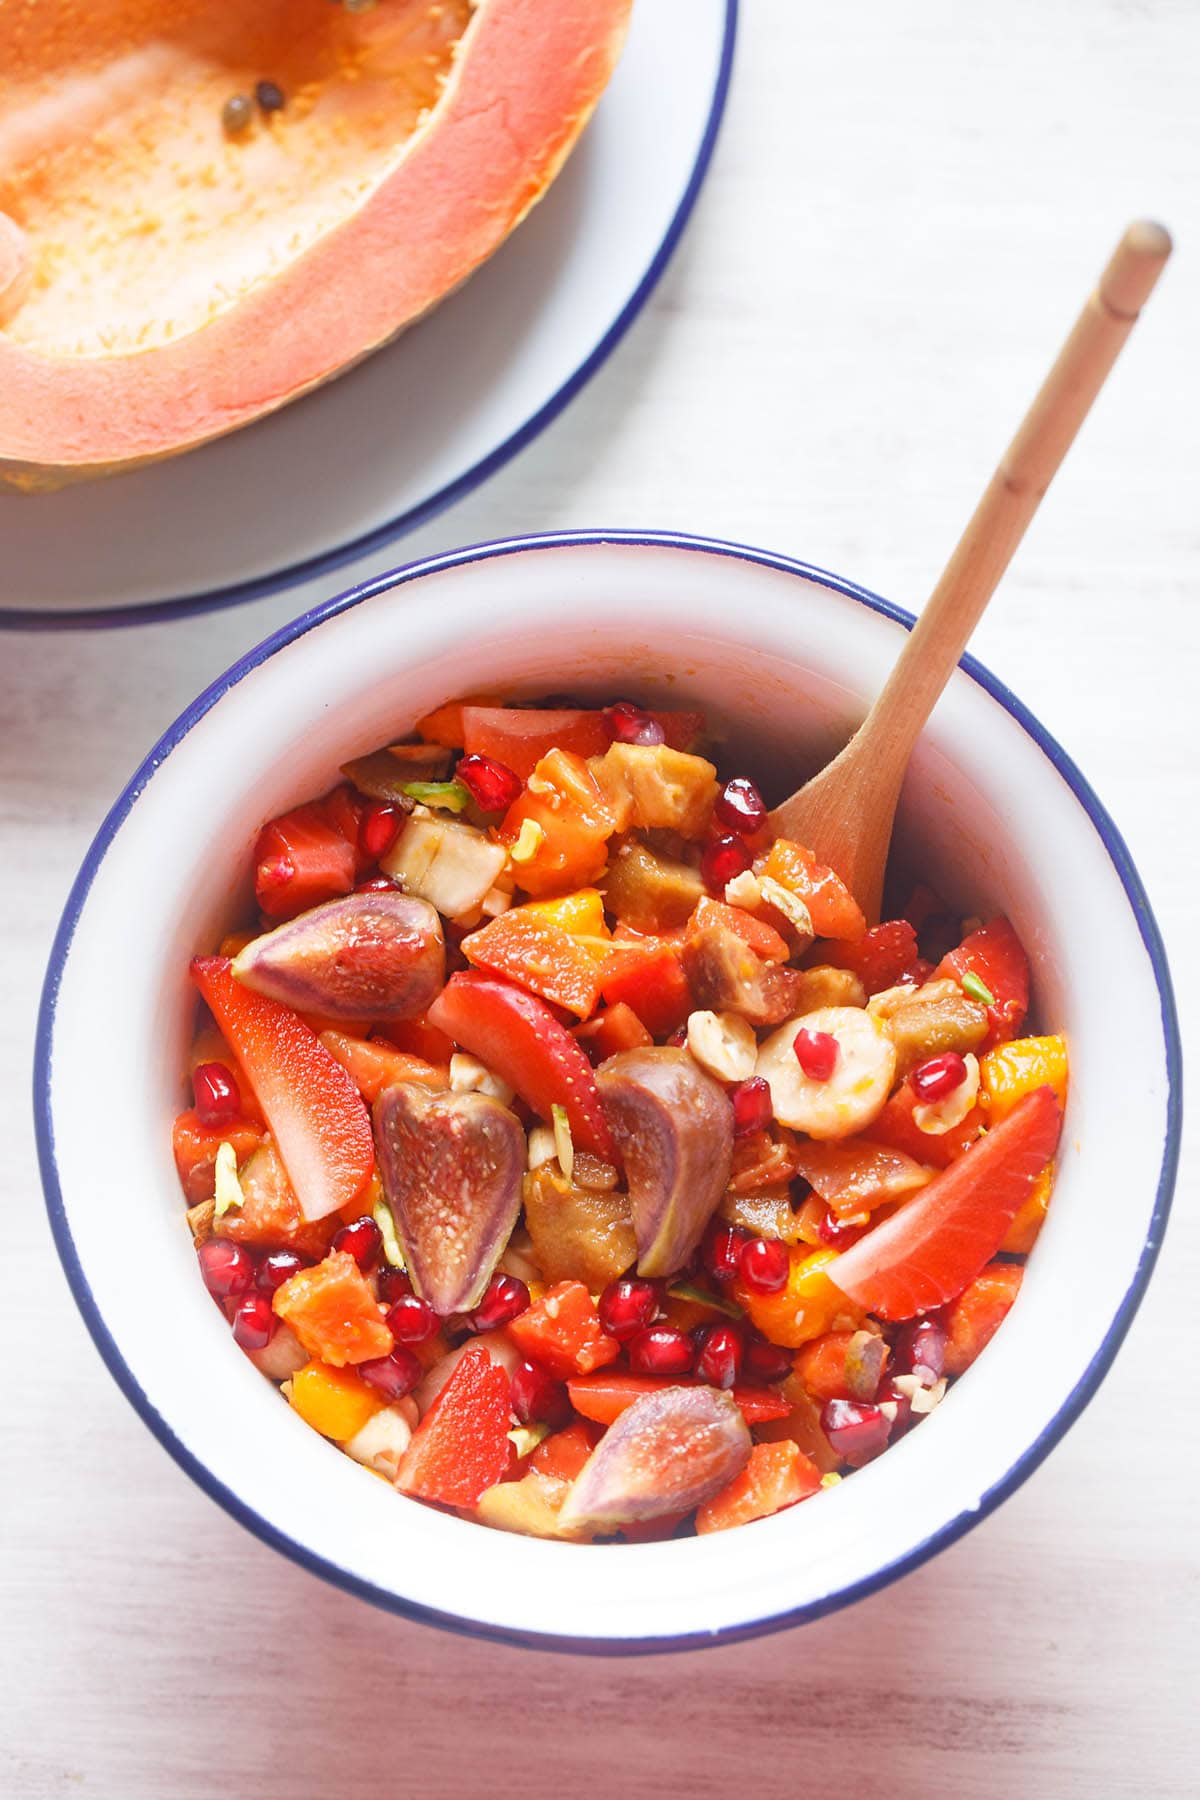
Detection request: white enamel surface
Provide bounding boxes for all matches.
[44,539,1173,1645]
[0,0,730,615]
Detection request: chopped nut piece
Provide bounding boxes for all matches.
[723,870,763,909]
[686,1008,758,1082]
[187,1198,216,1244]
[450,1052,515,1105]
[527,1125,557,1170]
[757,875,814,939]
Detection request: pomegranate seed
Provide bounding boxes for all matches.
[666,1024,689,1047]
[192,1061,242,1129]
[628,1324,695,1377]
[794,1027,839,1082]
[231,1291,276,1351]
[377,1266,413,1305]
[456,753,523,813]
[332,1215,382,1271]
[360,802,404,862]
[816,1205,868,1249]
[822,1398,892,1466]
[605,702,665,746]
[197,1239,256,1299]
[910,1051,968,1103]
[742,1335,793,1384]
[694,1322,744,1389]
[510,1360,572,1429]
[356,875,396,893]
[702,1223,749,1285]
[881,1381,915,1437]
[359,1346,422,1401]
[255,1249,307,1294]
[731,1076,773,1137]
[386,1292,439,1344]
[471,1273,530,1331]
[738,1236,791,1294]
[714,777,767,837]
[701,833,754,894]
[598,1277,658,1342]
[893,1317,947,1382]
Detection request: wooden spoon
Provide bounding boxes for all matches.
[770,219,1172,924]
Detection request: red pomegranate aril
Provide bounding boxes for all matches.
[377,1266,414,1305]
[714,777,767,837]
[910,1051,969,1103]
[510,1360,572,1429]
[456,753,524,813]
[332,1215,383,1271]
[598,1277,658,1342]
[822,1398,892,1467]
[385,1292,440,1344]
[255,1249,308,1294]
[694,1322,744,1390]
[471,1273,530,1332]
[893,1317,947,1382]
[231,1291,276,1352]
[628,1324,695,1377]
[355,876,396,894]
[701,833,754,894]
[605,702,666,747]
[360,802,404,863]
[816,1205,868,1250]
[742,1335,793,1384]
[358,1345,422,1402]
[197,1238,256,1300]
[192,1061,242,1129]
[731,1076,773,1138]
[702,1222,749,1285]
[738,1236,790,1294]
[881,1381,915,1438]
[794,1027,839,1082]
[666,1024,689,1048]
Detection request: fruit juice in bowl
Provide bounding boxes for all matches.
[37,534,1179,1650]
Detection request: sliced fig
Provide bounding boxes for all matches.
[681,924,808,1027]
[374,1081,524,1315]
[233,891,444,1021]
[595,1047,734,1277]
[558,1385,751,1530]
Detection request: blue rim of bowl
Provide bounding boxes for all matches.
[34,530,1182,1654]
[0,5,738,634]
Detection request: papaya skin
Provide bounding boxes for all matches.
[0,0,632,487]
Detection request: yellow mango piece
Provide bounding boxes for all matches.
[288,1360,384,1443]
[981,1035,1069,1123]
[1001,1161,1055,1254]
[518,888,611,948]
[734,1247,860,1347]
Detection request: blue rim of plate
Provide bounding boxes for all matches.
[1,5,738,633]
[34,530,1182,1654]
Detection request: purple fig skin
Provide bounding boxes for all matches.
[595,1047,734,1278]
[374,1081,524,1315]
[559,1385,751,1530]
[232,891,444,1021]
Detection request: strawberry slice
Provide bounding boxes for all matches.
[936,916,1030,1047]
[395,1343,514,1507]
[190,956,375,1222]
[823,919,920,994]
[827,1086,1063,1320]
[426,971,615,1160]
[566,1371,790,1426]
[254,797,357,921]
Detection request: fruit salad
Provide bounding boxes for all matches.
[174,697,1068,1541]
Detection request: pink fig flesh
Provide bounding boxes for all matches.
[595,1047,734,1277]
[233,891,444,1021]
[374,1080,524,1315]
[559,1385,751,1529]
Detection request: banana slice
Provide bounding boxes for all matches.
[756,1005,896,1139]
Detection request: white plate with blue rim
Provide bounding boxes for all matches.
[0,0,736,628]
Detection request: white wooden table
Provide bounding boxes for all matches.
[3,2,1196,1793]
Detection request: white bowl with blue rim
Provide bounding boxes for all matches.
[35,533,1180,1651]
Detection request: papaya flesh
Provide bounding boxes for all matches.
[0,0,632,488]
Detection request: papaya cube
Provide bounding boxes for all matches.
[273,1251,393,1367]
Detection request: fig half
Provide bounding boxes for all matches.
[596,1047,734,1277]
[233,891,444,1021]
[559,1385,751,1530]
[374,1081,524,1315]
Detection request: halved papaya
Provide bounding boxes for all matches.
[0,0,632,488]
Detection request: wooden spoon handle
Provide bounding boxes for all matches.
[860,219,1172,763]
